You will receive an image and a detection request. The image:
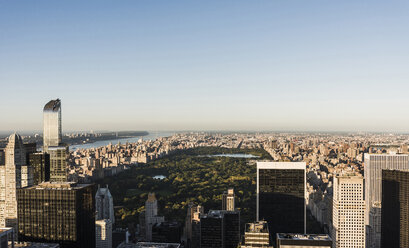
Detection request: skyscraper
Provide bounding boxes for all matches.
[381,170,409,248]
[43,99,62,151]
[17,182,95,248]
[96,219,113,248]
[48,146,68,182]
[28,152,50,185]
[0,133,32,237]
[331,176,365,248]
[95,186,114,248]
[43,99,68,183]
[200,210,240,248]
[222,188,235,211]
[184,203,203,248]
[95,186,115,223]
[144,193,164,241]
[364,154,409,248]
[257,162,306,237]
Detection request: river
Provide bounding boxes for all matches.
[69,131,176,150]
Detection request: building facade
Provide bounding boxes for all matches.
[276,233,332,248]
[241,221,272,248]
[331,176,365,248]
[17,182,95,248]
[29,152,50,185]
[200,210,240,248]
[222,188,235,211]
[43,99,62,151]
[364,153,409,248]
[96,219,112,248]
[257,162,306,238]
[184,203,203,248]
[381,170,409,248]
[95,186,115,223]
[144,193,164,241]
[48,146,68,182]
[0,133,30,238]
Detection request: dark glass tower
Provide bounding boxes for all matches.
[257,162,306,239]
[381,170,409,248]
[28,152,50,184]
[17,182,95,248]
[200,210,240,248]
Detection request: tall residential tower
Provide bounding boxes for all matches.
[43,99,62,150]
[331,176,365,248]
[43,99,68,182]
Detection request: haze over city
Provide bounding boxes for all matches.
[2,1,409,132]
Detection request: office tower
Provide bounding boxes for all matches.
[241,221,272,248]
[95,186,115,223]
[222,188,235,211]
[48,146,68,182]
[144,193,164,241]
[43,99,62,151]
[95,186,114,248]
[185,203,203,248]
[96,219,113,248]
[28,152,50,184]
[0,133,27,236]
[381,170,409,248]
[151,221,182,243]
[257,162,306,238]
[200,210,240,248]
[276,234,332,248]
[20,165,33,188]
[364,154,409,248]
[331,176,365,248]
[17,182,95,248]
[200,211,223,248]
[23,143,37,162]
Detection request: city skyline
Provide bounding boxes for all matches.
[2,1,409,132]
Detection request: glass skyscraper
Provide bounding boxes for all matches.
[257,162,306,239]
[43,99,62,151]
[381,170,409,248]
[17,182,95,248]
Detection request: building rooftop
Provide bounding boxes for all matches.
[25,181,92,190]
[43,99,61,112]
[117,242,180,248]
[277,233,332,241]
[245,221,269,233]
[257,162,306,170]
[13,242,60,248]
[201,210,240,219]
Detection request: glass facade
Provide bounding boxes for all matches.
[28,152,50,185]
[381,170,409,248]
[43,99,62,151]
[17,183,95,248]
[258,168,305,237]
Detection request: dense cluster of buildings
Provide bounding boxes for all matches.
[1,99,409,248]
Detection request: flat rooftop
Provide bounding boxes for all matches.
[117,242,180,248]
[25,182,92,190]
[257,162,306,170]
[277,233,332,241]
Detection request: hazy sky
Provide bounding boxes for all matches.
[1,1,409,132]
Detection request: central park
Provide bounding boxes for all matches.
[97,146,322,233]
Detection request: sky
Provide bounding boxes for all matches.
[1,1,409,132]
